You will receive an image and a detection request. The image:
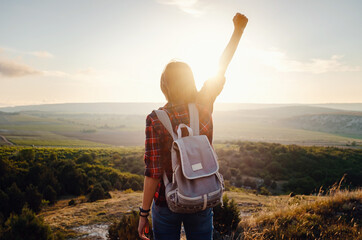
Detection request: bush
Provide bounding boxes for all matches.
[259,186,271,196]
[25,184,43,213]
[77,153,94,164]
[243,178,256,189]
[123,188,134,194]
[108,211,153,240]
[1,207,59,240]
[43,185,57,205]
[88,184,111,202]
[213,194,241,237]
[6,183,25,215]
[271,181,277,189]
[101,180,112,192]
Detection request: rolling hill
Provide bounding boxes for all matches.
[0,103,361,147]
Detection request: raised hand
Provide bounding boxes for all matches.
[233,13,248,32]
[217,13,248,76]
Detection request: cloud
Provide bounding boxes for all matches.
[28,51,54,58]
[42,70,69,78]
[250,48,360,74]
[0,57,99,80]
[76,68,97,76]
[0,59,41,77]
[0,47,53,58]
[42,68,98,78]
[156,0,204,16]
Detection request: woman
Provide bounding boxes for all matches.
[138,13,248,240]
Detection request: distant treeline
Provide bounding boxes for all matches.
[218,142,362,194]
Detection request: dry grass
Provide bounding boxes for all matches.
[39,189,360,239]
[39,191,143,238]
[41,190,290,238]
[239,189,362,240]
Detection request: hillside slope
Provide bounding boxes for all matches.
[240,190,362,240]
[282,112,362,138]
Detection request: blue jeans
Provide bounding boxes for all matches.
[152,203,213,240]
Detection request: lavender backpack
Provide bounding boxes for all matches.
[154,103,224,213]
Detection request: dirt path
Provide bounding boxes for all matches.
[0,135,14,146]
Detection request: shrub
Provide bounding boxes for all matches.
[108,211,153,240]
[259,186,271,196]
[6,183,25,215]
[18,149,35,162]
[213,194,241,237]
[271,181,277,189]
[123,188,134,194]
[101,180,112,192]
[43,185,57,205]
[88,184,111,202]
[76,153,93,164]
[1,207,58,240]
[25,184,43,213]
[243,178,256,189]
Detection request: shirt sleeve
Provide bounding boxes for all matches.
[196,76,226,113]
[144,114,163,179]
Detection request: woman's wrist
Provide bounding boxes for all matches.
[140,207,151,213]
[233,27,244,35]
[139,207,150,218]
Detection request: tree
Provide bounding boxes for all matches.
[76,153,93,164]
[243,177,256,189]
[25,184,43,213]
[6,183,25,215]
[88,184,110,202]
[0,190,9,219]
[263,175,272,187]
[43,185,57,205]
[18,149,35,162]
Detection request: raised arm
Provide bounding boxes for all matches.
[217,13,248,77]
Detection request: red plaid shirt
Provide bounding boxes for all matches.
[143,77,225,206]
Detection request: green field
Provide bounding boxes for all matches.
[1,104,362,147]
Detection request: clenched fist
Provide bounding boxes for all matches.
[233,13,248,31]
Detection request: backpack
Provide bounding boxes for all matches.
[154,103,224,213]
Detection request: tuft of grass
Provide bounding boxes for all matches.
[123,188,134,194]
[239,189,362,240]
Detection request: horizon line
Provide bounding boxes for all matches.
[1,101,362,109]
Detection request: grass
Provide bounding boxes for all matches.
[239,189,362,240]
[214,122,360,145]
[39,191,143,238]
[40,188,361,239]
[3,132,111,147]
[39,190,317,239]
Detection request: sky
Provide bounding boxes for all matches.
[0,0,361,107]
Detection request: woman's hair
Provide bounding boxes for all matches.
[160,60,197,103]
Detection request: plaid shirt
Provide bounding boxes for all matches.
[143,76,225,206]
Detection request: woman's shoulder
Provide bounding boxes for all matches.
[145,110,162,127]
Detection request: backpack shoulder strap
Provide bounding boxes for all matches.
[154,109,175,186]
[154,110,177,140]
[188,103,199,136]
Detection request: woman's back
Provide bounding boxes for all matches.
[144,102,214,206]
